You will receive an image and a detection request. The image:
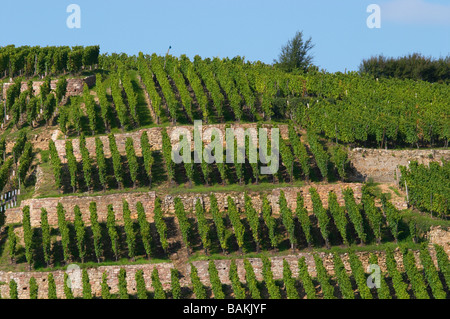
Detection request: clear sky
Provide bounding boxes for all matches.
[1,0,449,72]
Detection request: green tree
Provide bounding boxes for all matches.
[95,137,107,191]
[229,260,245,299]
[79,134,93,191]
[174,197,190,252]
[190,263,207,299]
[49,140,62,192]
[29,277,38,299]
[154,197,168,252]
[140,131,154,188]
[108,133,123,188]
[8,225,17,264]
[283,259,299,299]
[244,259,261,299]
[101,271,111,299]
[82,269,93,299]
[195,198,210,254]
[48,273,57,299]
[57,203,71,263]
[310,187,330,248]
[65,139,78,193]
[125,137,139,188]
[210,194,227,253]
[298,257,316,299]
[227,196,245,253]
[279,190,296,251]
[244,193,260,252]
[63,273,74,299]
[261,256,281,299]
[9,280,18,299]
[275,30,315,73]
[295,192,313,247]
[208,260,225,299]
[171,269,181,299]
[262,194,277,249]
[22,206,33,270]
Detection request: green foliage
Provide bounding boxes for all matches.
[361,186,383,244]
[154,197,168,252]
[108,133,123,188]
[65,139,78,192]
[101,271,111,299]
[137,54,162,123]
[275,30,315,73]
[332,254,354,299]
[170,269,181,299]
[208,260,225,299]
[261,194,277,249]
[95,137,107,190]
[174,197,190,250]
[328,191,348,245]
[434,244,450,290]
[7,225,17,263]
[244,259,261,299]
[95,74,111,130]
[288,124,310,179]
[82,269,93,299]
[22,206,33,268]
[401,249,429,299]
[151,268,166,299]
[382,196,401,242]
[48,273,57,299]
[385,248,410,299]
[57,203,71,263]
[74,205,86,262]
[63,273,74,299]
[309,187,330,248]
[330,145,349,180]
[210,194,227,253]
[343,188,367,244]
[195,199,210,254]
[282,259,299,299]
[313,254,335,299]
[261,255,281,299]
[136,201,152,258]
[348,252,372,299]
[9,279,18,299]
[48,140,62,191]
[40,208,51,266]
[307,132,328,180]
[90,202,103,263]
[140,131,154,187]
[83,83,97,135]
[125,137,139,187]
[244,193,260,251]
[107,204,120,260]
[161,128,175,184]
[122,199,136,260]
[118,268,129,299]
[135,269,147,299]
[229,260,245,299]
[279,190,296,250]
[295,192,312,247]
[190,263,207,299]
[227,196,245,252]
[79,134,92,191]
[17,141,33,183]
[29,277,38,299]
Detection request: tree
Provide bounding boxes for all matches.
[262,194,277,249]
[90,202,103,263]
[107,204,120,261]
[310,187,330,248]
[74,205,86,263]
[136,202,152,259]
[55,77,67,104]
[261,255,281,299]
[279,190,296,251]
[229,260,245,299]
[343,188,367,244]
[328,191,349,246]
[40,208,51,267]
[123,199,136,260]
[295,192,313,248]
[210,194,227,253]
[43,93,56,126]
[298,257,316,299]
[140,131,154,188]
[244,193,260,252]
[313,254,335,299]
[125,137,139,188]
[332,253,354,299]
[174,197,190,253]
[275,31,315,73]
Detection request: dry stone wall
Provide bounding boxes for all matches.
[5,183,361,227]
[1,75,95,99]
[0,248,421,299]
[348,148,450,183]
[53,124,289,161]
[5,191,156,227]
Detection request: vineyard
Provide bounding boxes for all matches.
[0,45,448,300]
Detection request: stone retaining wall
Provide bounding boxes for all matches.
[348,148,450,183]
[0,248,423,299]
[53,124,289,161]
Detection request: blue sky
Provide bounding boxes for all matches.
[1,0,449,72]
